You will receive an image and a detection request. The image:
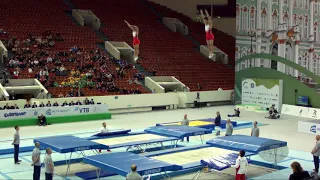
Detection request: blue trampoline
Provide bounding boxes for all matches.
[145,125,212,143]
[206,135,288,153]
[83,152,183,179]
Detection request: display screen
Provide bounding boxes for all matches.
[297,96,309,106]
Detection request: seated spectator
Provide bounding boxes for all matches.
[134,78,140,85]
[61,101,68,106]
[24,101,31,109]
[53,102,59,106]
[289,161,310,180]
[38,114,47,126]
[58,93,64,98]
[75,100,82,105]
[89,99,95,105]
[13,104,19,109]
[197,83,202,90]
[13,69,19,79]
[36,89,46,99]
[39,102,45,107]
[59,65,66,76]
[68,89,75,97]
[83,98,90,105]
[69,101,75,106]
[228,108,240,117]
[47,56,53,63]
[48,41,55,47]
[47,93,52,99]
[3,103,10,109]
[32,102,38,108]
[28,67,33,73]
[0,95,6,101]
[46,101,52,107]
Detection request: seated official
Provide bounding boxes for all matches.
[69,101,74,106]
[3,103,10,109]
[289,161,310,180]
[75,100,82,105]
[39,102,45,107]
[83,98,90,105]
[24,102,31,109]
[46,101,52,107]
[61,101,68,106]
[13,104,19,109]
[89,99,95,105]
[38,114,47,126]
[32,102,38,108]
[53,102,59,106]
[228,108,240,117]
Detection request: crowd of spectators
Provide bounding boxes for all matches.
[3,30,147,98]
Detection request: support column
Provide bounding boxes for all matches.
[279,0,284,25]
[257,0,262,31]
[256,37,262,67]
[309,43,314,74]
[294,40,300,77]
[267,0,273,31]
[310,0,315,42]
[277,25,287,73]
[288,0,293,27]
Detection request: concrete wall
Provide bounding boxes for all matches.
[149,0,227,20]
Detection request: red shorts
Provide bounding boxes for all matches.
[133,37,140,46]
[235,173,246,180]
[206,32,214,41]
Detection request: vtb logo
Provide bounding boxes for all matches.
[80,108,89,113]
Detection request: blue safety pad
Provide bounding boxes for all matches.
[144,126,212,138]
[201,153,252,171]
[91,129,131,137]
[206,135,287,153]
[200,158,229,171]
[108,137,179,149]
[75,170,116,180]
[83,152,183,176]
[34,135,109,153]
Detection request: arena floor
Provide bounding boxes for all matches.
[0,105,316,179]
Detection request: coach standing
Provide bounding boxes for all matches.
[12,126,21,164]
[251,121,260,137]
[311,135,320,173]
[225,119,233,136]
[32,142,41,180]
[181,114,190,142]
[45,148,54,180]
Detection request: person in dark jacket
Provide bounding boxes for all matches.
[289,161,310,180]
[215,111,221,136]
[39,102,45,107]
[228,108,240,117]
[32,102,38,108]
[53,102,59,107]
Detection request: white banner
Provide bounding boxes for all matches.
[308,108,320,119]
[281,104,298,115]
[241,78,283,111]
[0,104,109,120]
[298,120,320,135]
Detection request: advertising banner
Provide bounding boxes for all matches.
[0,104,109,120]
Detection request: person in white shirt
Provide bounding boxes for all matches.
[231,150,248,180]
[100,122,108,133]
[32,142,41,180]
[99,122,111,152]
[44,148,54,180]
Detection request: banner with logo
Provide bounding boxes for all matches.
[242,78,283,111]
[298,120,320,135]
[0,104,109,120]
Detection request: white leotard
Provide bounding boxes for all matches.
[205,24,211,32]
[132,31,137,37]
